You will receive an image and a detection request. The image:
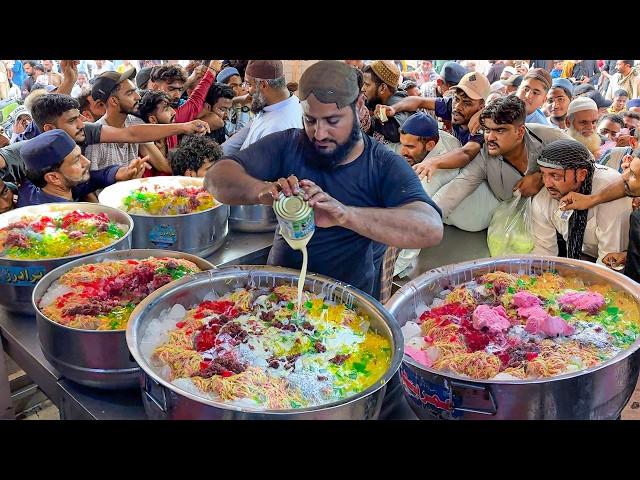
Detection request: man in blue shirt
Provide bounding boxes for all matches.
[516,68,552,125]
[17,130,148,207]
[205,60,443,297]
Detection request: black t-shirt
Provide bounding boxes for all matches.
[226,128,439,296]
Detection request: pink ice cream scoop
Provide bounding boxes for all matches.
[525,313,575,337]
[404,346,433,367]
[512,291,542,308]
[518,305,548,319]
[472,305,511,333]
[557,291,606,314]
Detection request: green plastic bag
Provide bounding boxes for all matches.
[487,191,535,256]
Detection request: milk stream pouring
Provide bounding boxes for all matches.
[273,192,315,311]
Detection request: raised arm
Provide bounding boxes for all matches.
[98,120,209,143]
[375,96,437,117]
[414,142,482,182]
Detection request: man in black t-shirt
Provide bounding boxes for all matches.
[205,60,443,297]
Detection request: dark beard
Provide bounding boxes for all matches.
[364,96,380,111]
[303,115,362,170]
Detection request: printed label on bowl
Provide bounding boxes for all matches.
[149,224,177,248]
[400,365,463,419]
[0,265,47,286]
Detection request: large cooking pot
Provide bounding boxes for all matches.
[126,265,403,419]
[229,205,278,233]
[32,249,215,390]
[98,176,229,257]
[0,202,133,315]
[385,255,640,420]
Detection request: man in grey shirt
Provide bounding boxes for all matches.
[434,95,571,220]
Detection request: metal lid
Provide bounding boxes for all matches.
[273,193,312,221]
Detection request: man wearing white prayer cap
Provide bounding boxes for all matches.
[565,96,602,157]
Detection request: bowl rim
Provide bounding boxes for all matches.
[0,202,134,263]
[97,176,224,219]
[126,265,404,414]
[386,254,640,385]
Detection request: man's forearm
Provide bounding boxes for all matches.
[593,179,627,205]
[100,123,188,143]
[392,96,436,113]
[205,159,266,205]
[139,143,171,173]
[342,201,443,249]
[430,143,480,170]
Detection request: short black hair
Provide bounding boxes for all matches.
[599,113,625,128]
[479,95,526,127]
[169,135,223,176]
[353,67,364,90]
[138,90,172,123]
[76,88,92,114]
[150,65,187,84]
[26,163,64,188]
[621,60,635,67]
[23,60,37,69]
[30,94,80,130]
[205,82,235,106]
[623,111,640,121]
[614,89,629,98]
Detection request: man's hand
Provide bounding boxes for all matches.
[468,109,482,135]
[300,179,349,228]
[60,60,79,84]
[209,60,223,73]
[514,171,543,197]
[559,191,596,211]
[182,119,211,136]
[374,104,395,119]
[115,156,152,181]
[603,251,627,270]
[256,175,301,206]
[412,158,440,182]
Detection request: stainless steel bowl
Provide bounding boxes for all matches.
[0,202,133,315]
[385,255,640,420]
[32,249,215,390]
[98,176,229,257]
[126,265,403,419]
[229,205,278,233]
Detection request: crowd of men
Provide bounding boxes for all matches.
[1,58,640,297]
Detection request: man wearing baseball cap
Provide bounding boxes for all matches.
[17,129,148,207]
[516,68,553,125]
[627,98,640,114]
[500,74,523,95]
[216,66,252,138]
[221,60,302,155]
[205,60,443,300]
[565,96,602,157]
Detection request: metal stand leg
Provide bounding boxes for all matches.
[0,342,16,420]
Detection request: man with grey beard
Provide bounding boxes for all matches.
[565,97,603,159]
[221,60,302,155]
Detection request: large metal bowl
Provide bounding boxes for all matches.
[126,265,403,419]
[32,249,215,390]
[0,202,133,315]
[98,176,229,257]
[385,255,640,420]
[229,205,278,233]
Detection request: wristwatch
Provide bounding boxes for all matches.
[240,106,249,113]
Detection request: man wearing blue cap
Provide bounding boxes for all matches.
[17,129,148,207]
[546,78,573,130]
[627,98,640,114]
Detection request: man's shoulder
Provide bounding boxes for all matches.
[526,123,570,143]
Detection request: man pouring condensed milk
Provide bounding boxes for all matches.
[205,60,443,299]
